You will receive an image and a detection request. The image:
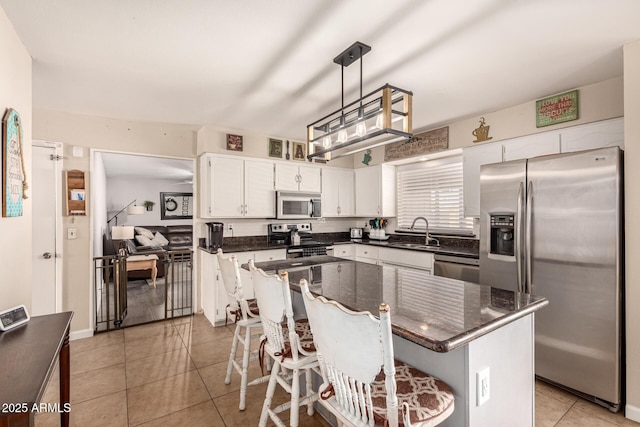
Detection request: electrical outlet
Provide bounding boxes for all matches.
[227,224,234,231]
[476,367,490,406]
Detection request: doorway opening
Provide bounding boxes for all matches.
[91,151,195,332]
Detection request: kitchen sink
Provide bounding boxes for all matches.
[389,242,441,251]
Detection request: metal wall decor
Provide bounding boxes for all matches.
[2,108,27,217]
[536,90,578,127]
[268,138,283,158]
[160,192,193,220]
[472,117,493,143]
[384,126,449,161]
[292,141,306,161]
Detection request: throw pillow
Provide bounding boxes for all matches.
[135,234,156,247]
[134,227,154,239]
[152,232,169,246]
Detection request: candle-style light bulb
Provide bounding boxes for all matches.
[355,121,367,137]
[337,129,348,143]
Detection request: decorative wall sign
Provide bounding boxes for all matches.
[472,117,493,143]
[536,90,579,127]
[362,149,372,165]
[160,192,193,220]
[384,126,449,162]
[226,134,243,151]
[2,108,27,217]
[268,138,283,158]
[292,141,306,161]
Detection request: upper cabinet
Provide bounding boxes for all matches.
[200,154,275,218]
[274,163,322,193]
[560,118,623,153]
[355,164,396,217]
[462,143,503,218]
[502,132,560,162]
[322,167,355,217]
[462,117,624,218]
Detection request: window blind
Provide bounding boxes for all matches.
[397,155,473,235]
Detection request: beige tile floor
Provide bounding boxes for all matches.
[35,314,638,426]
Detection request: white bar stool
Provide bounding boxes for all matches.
[300,279,455,427]
[217,249,269,410]
[249,261,319,427]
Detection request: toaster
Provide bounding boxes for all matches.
[350,228,363,239]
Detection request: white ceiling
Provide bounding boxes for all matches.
[2,0,640,142]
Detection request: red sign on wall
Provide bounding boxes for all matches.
[536,90,578,128]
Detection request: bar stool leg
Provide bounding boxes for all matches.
[290,367,300,427]
[305,368,314,416]
[260,360,281,427]
[238,323,253,411]
[225,323,241,385]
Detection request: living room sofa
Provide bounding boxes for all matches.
[103,225,193,280]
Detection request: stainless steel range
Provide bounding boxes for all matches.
[268,223,329,258]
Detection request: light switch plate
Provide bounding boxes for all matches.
[67,228,77,239]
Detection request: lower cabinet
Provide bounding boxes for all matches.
[355,245,379,264]
[332,243,355,260]
[200,248,286,325]
[354,244,434,272]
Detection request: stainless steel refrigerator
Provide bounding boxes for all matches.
[479,146,623,411]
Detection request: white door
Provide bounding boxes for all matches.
[274,163,300,191]
[244,159,275,217]
[298,165,322,192]
[210,156,244,217]
[355,166,380,216]
[32,143,61,315]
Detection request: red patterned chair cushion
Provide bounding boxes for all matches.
[281,318,316,355]
[370,360,455,426]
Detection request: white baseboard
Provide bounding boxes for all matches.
[70,328,93,341]
[626,403,640,422]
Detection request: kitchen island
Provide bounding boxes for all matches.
[248,256,548,427]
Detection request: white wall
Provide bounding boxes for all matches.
[92,152,107,258]
[107,176,192,227]
[624,39,640,422]
[33,109,199,333]
[0,8,32,311]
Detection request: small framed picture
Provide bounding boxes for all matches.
[226,134,243,151]
[292,141,306,161]
[269,138,283,158]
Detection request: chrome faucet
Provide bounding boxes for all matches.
[410,216,439,246]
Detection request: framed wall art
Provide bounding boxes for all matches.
[2,108,27,217]
[292,141,306,161]
[160,192,193,220]
[226,134,243,151]
[269,138,283,158]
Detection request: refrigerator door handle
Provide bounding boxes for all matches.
[516,182,525,293]
[525,181,533,293]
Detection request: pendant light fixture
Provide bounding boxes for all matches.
[307,41,413,161]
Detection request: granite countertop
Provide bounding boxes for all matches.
[199,234,479,259]
[246,256,548,353]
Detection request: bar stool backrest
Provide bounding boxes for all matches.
[216,249,252,321]
[300,279,399,427]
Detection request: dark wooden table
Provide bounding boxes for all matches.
[0,312,73,427]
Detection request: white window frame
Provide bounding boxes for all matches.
[396,155,474,236]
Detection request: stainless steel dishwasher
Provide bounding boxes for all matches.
[433,254,480,283]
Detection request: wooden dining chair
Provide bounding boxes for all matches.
[216,249,269,410]
[299,279,455,427]
[249,260,319,427]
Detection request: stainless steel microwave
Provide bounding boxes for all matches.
[276,191,322,219]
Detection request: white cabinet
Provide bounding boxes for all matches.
[199,250,228,324]
[355,244,379,264]
[560,117,624,153]
[332,243,354,260]
[355,164,396,217]
[322,167,355,217]
[377,247,434,272]
[253,249,287,262]
[275,163,322,192]
[502,132,560,162]
[462,143,503,218]
[201,154,275,218]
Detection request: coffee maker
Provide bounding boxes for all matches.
[206,222,224,249]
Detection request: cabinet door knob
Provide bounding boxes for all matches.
[43,252,53,259]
